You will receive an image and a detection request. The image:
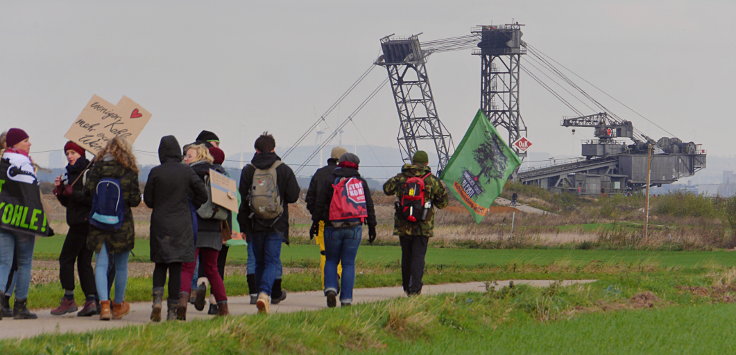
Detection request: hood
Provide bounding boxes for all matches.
[158,135,182,163]
[401,163,431,177]
[251,152,281,170]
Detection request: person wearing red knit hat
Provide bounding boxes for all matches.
[51,141,99,317]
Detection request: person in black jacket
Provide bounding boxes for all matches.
[238,132,299,314]
[144,136,208,322]
[51,141,97,316]
[313,152,377,307]
[305,146,347,288]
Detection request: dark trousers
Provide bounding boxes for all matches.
[153,262,182,301]
[399,235,429,295]
[59,224,96,298]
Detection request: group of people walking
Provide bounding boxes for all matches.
[0,127,448,321]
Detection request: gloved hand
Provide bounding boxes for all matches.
[368,225,377,244]
[309,221,319,240]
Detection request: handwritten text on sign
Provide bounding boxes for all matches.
[64,95,152,155]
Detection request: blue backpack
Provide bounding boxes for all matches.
[89,177,125,231]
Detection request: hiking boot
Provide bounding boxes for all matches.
[77,299,98,317]
[216,302,229,316]
[194,278,207,311]
[51,297,78,316]
[325,290,337,308]
[271,289,287,305]
[112,302,130,320]
[99,300,112,320]
[177,292,189,320]
[166,299,178,321]
[13,299,37,319]
[150,288,164,322]
[0,295,11,318]
[256,292,270,314]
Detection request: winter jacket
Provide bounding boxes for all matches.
[191,160,228,251]
[305,158,338,217]
[313,166,377,228]
[237,152,300,243]
[144,136,208,263]
[56,157,92,226]
[85,155,141,253]
[383,164,448,238]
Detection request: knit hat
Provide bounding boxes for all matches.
[209,146,225,165]
[330,146,348,160]
[412,150,429,165]
[63,140,85,157]
[338,152,360,169]
[6,128,29,148]
[196,130,220,144]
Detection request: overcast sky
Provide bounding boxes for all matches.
[1,0,733,168]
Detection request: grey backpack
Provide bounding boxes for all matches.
[248,161,283,222]
[196,175,229,221]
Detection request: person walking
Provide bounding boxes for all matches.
[0,128,39,319]
[144,136,208,321]
[178,143,229,319]
[306,146,347,288]
[312,152,377,307]
[0,130,16,318]
[238,132,299,314]
[51,141,98,316]
[383,150,448,296]
[85,136,141,321]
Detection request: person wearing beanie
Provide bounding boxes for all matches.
[195,130,220,148]
[312,152,377,307]
[305,146,348,288]
[383,150,448,296]
[0,128,38,319]
[51,141,99,317]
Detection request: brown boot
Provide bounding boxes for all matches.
[216,301,229,316]
[150,288,164,322]
[176,292,189,321]
[112,302,130,320]
[99,300,112,321]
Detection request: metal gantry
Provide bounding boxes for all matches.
[375,34,454,172]
[474,23,528,158]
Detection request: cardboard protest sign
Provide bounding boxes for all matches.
[209,169,238,212]
[0,160,54,236]
[64,95,152,155]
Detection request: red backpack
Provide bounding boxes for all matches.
[399,173,430,222]
[329,177,368,226]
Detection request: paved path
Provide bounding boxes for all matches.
[495,197,555,215]
[0,280,594,340]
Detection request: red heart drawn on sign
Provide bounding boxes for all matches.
[130,108,143,119]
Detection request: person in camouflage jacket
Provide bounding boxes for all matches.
[383,151,448,296]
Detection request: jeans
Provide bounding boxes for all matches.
[95,242,129,303]
[0,230,35,300]
[59,224,96,298]
[399,235,429,295]
[324,225,362,303]
[249,231,283,296]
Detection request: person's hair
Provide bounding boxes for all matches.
[0,131,6,155]
[185,143,214,164]
[254,132,275,153]
[97,136,139,173]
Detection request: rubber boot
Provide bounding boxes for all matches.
[13,299,37,319]
[150,287,164,322]
[166,299,178,321]
[177,292,189,320]
[99,300,112,320]
[216,301,229,316]
[247,274,257,304]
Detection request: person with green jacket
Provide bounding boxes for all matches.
[383,151,448,296]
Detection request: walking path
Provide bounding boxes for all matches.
[0,280,594,340]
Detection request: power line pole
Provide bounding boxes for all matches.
[644,143,653,241]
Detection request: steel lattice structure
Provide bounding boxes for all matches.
[474,24,528,157]
[375,35,454,172]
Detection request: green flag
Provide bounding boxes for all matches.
[441,109,521,223]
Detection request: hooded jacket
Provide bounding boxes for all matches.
[313,166,377,228]
[85,155,142,253]
[383,163,448,238]
[305,158,338,217]
[237,152,299,243]
[190,160,229,250]
[56,156,92,226]
[144,136,208,263]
